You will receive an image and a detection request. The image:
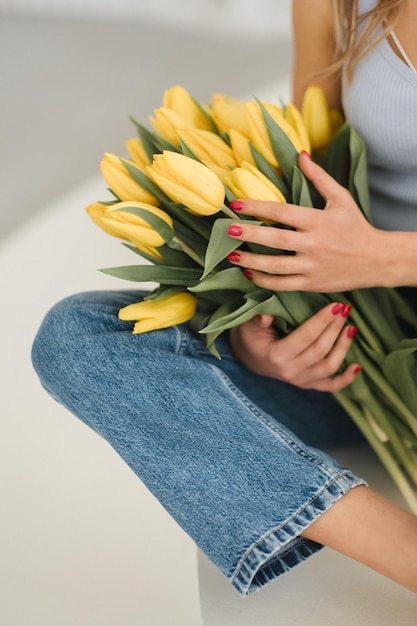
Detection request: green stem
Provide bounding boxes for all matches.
[171,236,205,267]
[335,392,417,514]
[221,203,240,219]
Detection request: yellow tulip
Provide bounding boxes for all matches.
[146,151,225,216]
[224,161,286,203]
[301,85,332,151]
[209,94,251,136]
[100,153,157,205]
[329,108,345,136]
[229,129,257,167]
[88,200,173,249]
[246,102,305,167]
[86,201,117,236]
[284,102,311,154]
[118,292,197,333]
[149,107,193,145]
[179,128,237,169]
[125,138,152,171]
[162,85,212,130]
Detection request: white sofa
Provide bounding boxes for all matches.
[1,81,416,624]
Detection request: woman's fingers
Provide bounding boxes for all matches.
[267,303,361,390]
[298,363,362,392]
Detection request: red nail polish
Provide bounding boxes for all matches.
[243,269,253,280]
[227,252,241,262]
[227,225,243,237]
[331,303,344,315]
[230,200,243,210]
[342,304,352,318]
[347,325,357,339]
[353,365,362,375]
[300,150,312,160]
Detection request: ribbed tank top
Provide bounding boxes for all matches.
[342,0,417,231]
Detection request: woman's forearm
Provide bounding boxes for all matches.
[376,229,417,288]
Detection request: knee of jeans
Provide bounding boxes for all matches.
[31,292,108,388]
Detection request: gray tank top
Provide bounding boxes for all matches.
[342,0,417,231]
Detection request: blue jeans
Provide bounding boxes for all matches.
[31,290,366,596]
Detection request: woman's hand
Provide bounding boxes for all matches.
[229,302,361,391]
[227,151,385,293]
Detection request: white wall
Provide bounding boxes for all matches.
[0,0,291,39]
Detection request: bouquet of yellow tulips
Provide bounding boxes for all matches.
[86,85,417,512]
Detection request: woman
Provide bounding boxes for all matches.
[32,0,417,595]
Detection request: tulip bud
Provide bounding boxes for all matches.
[209,94,251,136]
[100,153,157,205]
[88,200,173,249]
[329,109,345,137]
[179,128,236,168]
[149,108,192,145]
[246,102,305,167]
[224,161,286,203]
[163,85,212,130]
[125,138,152,171]
[118,292,197,333]
[229,129,257,167]
[147,151,225,216]
[301,85,332,151]
[283,102,311,154]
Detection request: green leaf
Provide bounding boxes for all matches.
[349,129,371,221]
[129,117,162,161]
[200,289,293,335]
[382,340,417,410]
[291,166,314,207]
[203,218,264,278]
[323,122,351,187]
[190,266,258,295]
[249,144,291,200]
[256,98,299,186]
[100,264,201,286]
[144,284,186,300]
[190,95,219,134]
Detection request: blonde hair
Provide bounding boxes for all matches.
[333,0,403,80]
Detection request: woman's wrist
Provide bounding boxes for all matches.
[376,229,417,288]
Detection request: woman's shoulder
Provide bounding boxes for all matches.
[292,0,336,42]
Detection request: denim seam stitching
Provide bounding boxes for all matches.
[230,470,358,586]
[211,365,345,473]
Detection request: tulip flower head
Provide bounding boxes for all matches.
[125,138,152,171]
[100,153,157,205]
[88,200,173,249]
[301,85,333,152]
[118,292,197,333]
[224,161,286,203]
[209,94,251,136]
[147,151,225,216]
[162,85,213,131]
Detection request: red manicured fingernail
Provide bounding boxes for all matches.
[243,269,253,280]
[331,303,344,315]
[300,150,312,160]
[342,304,352,318]
[227,225,243,236]
[227,252,241,262]
[353,365,362,375]
[347,325,357,339]
[230,200,243,210]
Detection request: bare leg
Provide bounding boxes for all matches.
[301,485,417,593]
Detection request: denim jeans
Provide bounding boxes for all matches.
[31,290,366,596]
